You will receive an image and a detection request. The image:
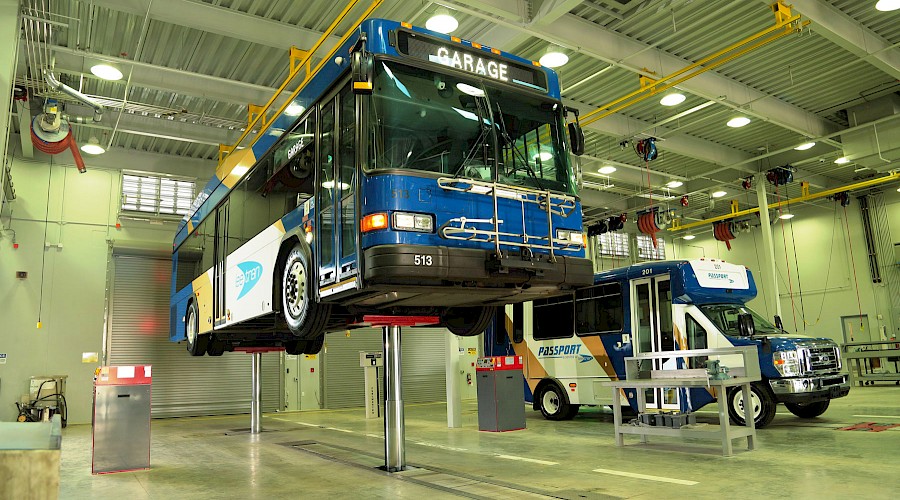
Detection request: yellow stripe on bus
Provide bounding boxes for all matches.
[192,272,214,334]
[214,148,257,189]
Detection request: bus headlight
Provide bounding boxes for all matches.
[773,350,802,376]
[556,229,584,245]
[392,212,434,233]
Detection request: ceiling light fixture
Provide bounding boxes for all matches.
[455,82,485,97]
[659,93,686,106]
[80,136,105,155]
[726,117,751,128]
[666,180,684,188]
[425,12,458,34]
[876,0,900,11]
[598,165,617,175]
[711,190,727,198]
[539,50,569,68]
[683,234,696,240]
[534,151,553,162]
[834,156,850,164]
[779,213,795,220]
[794,142,816,151]
[90,64,123,81]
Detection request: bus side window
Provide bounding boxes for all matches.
[198,216,214,273]
[686,314,708,369]
[533,294,574,340]
[575,283,624,336]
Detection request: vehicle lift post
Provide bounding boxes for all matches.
[236,347,283,434]
[361,315,440,472]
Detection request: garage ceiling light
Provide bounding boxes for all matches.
[794,142,816,151]
[779,213,795,219]
[539,51,569,68]
[426,13,458,34]
[726,117,751,128]
[80,136,105,155]
[666,180,683,188]
[711,190,727,198]
[598,165,616,175]
[90,64,123,81]
[834,156,850,164]
[876,0,900,11]
[683,234,695,240]
[659,93,686,106]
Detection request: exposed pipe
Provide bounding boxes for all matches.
[44,70,103,122]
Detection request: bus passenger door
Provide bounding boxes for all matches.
[317,94,337,289]
[632,276,678,410]
[214,200,229,327]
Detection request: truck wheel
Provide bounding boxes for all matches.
[785,400,830,418]
[185,301,208,356]
[281,243,330,339]
[538,382,579,421]
[442,306,495,337]
[727,383,776,428]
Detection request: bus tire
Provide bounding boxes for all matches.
[785,400,829,418]
[284,337,324,355]
[280,243,330,339]
[442,306,495,337]
[727,383,776,428]
[185,301,208,356]
[537,382,579,421]
[207,336,227,356]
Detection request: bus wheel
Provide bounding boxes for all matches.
[538,382,579,421]
[281,243,330,339]
[785,400,830,418]
[207,336,227,356]
[727,383,776,428]
[442,306,495,337]
[185,301,208,356]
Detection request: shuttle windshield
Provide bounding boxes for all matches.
[698,304,780,336]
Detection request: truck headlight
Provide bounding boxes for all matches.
[773,350,802,376]
[556,229,584,246]
[392,212,434,233]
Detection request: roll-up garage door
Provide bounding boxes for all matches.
[108,255,281,417]
[322,327,448,409]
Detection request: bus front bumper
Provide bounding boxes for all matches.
[363,244,593,300]
[769,375,850,404]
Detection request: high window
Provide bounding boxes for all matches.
[121,172,195,216]
[636,234,666,260]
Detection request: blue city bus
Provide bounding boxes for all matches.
[170,19,593,356]
[491,259,849,427]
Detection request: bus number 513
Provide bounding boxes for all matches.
[414,255,433,266]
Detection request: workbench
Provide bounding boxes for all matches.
[603,347,760,457]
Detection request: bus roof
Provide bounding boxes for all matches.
[173,18,563,250]
[594,259,757,305]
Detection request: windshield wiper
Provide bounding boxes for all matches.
[453,90,493,179]
[494,101,547,191]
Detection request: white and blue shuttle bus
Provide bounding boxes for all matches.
[169,19,593,356]
[493,259,850,427]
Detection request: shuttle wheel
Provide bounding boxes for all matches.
[785,400,829,418]
[442,306,495,337]
[727,383,776,428]
[281,243,330,339]
[537,382,579,421]
[185,301,208,356]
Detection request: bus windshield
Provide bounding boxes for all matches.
[368,60,575,195]
[698,304,781,336]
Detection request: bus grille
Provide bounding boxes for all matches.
[799,344,841,373]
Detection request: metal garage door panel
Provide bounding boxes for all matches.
[108,255,281,417]
[322,327,448,409]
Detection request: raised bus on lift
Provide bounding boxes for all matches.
[495,259,850,427]
[169,19,593,356]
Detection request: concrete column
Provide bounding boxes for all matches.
[251,352,262,434]
[383,325,405,472]
[0,0,21,182]
[756,183,783,321]
[445,330,461,428]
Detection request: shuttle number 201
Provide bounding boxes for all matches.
[414,255,433,266]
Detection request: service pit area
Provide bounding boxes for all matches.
[55,388,899,499]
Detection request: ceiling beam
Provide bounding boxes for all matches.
[451,1,841,140]
[87,0,341,51]
[769,0,900,80]
[49,45,279,107]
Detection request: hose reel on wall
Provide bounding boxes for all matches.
[30,98,86,173]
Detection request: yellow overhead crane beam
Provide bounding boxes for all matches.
[578,1,809,128]
[668,172,900,232]
[218,0,383,166]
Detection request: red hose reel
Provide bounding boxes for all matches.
[713,221,736,250]
[30,116,87,173]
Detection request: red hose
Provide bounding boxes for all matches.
[30,126,86,173]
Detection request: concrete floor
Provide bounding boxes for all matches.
[58,386,900,499]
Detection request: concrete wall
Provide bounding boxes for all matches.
[0,140,213,423]
[671,190,900,346]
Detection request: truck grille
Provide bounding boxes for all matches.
[799,344,841,373]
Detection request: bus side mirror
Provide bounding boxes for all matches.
[773,315,783,331]
[737,313,756,337]
[352,51,374,95]
[567,122,585,156]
